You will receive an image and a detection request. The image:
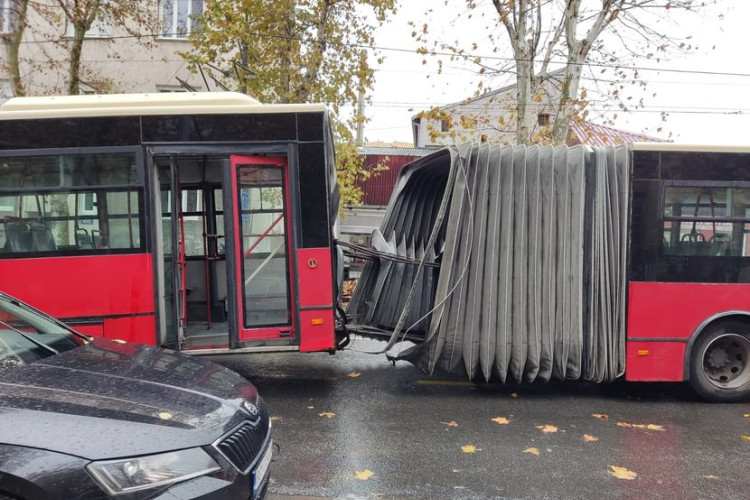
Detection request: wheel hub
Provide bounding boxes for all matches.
[701,333,750,389]
[707,347,729,368]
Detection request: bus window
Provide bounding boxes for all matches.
[663,185,750,257]
[0,152,143,256]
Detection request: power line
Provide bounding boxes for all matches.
[18,29,750,80]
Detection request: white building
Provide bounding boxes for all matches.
[0,1,207,98]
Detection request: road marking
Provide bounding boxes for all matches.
[417,380,477,387]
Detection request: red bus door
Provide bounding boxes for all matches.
[228,156,296,344]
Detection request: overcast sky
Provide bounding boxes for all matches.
[359,1,750,146]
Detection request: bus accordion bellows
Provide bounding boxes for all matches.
[0,93,343,355]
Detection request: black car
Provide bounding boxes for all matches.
[0,292,272,500]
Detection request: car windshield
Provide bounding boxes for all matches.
[0,294,87,373]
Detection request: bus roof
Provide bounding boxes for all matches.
[631,142,750,154]
[0,92,327,120]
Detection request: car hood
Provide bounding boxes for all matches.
[0,340,262,460]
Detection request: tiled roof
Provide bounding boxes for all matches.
[569,121,665,147]
[358,146,436,157]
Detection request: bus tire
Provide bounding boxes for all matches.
[689,321,750,402]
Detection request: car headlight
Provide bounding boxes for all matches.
[87,448,221,495]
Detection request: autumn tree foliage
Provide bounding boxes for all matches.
[184,0,397,206]
[414,0,710,145]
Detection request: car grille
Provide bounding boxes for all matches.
[215,400,269,474]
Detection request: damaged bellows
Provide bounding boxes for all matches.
[348,143,629,383]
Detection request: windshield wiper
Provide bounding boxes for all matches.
[0,319,59,356]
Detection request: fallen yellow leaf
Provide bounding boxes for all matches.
[742,435,750,442]
[583,434,599,442]
[354,470,374,480]
[461,444,477,454]
[536,424,558,433]
[523,447,540,456]
[158,412,172,420]
[307,406,314,409]
[270,415,282,422]
[318,412,336,418]
[347,371,362,378]
[510,392,519,398]
[609,465,637,480]
[617,422,664,431]
[444,420,459,428]
[592,413,608,420]
[704,475,720,480]
[491,416,510,425]
[744,413,750,418]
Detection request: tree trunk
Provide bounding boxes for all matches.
[551,58,583,144]
[67,27,86,95]
[5,0,29,96]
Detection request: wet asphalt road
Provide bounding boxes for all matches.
[209,338,750,500]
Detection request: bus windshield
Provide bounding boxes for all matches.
[0,294,86,373]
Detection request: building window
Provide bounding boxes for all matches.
[440,119,450,132]
[0,0,18,34]
[161,0,203,39]
[537,113,551,126]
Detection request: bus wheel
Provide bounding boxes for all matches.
[690,321,750,402]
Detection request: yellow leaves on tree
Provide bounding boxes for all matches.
[536,424,558,433]
[354,470,374,481]
[461,445,478,454]
[523,447,540,456]
[491,416,510,425]
[318,412,336,419]
[609,466,637,480]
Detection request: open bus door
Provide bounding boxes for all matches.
[227,156,296,346]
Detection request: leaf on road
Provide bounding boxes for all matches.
[318,412,336,418]
[270,415,282,422]
[536,424,558,433]
[744,413,749,418]
[158,412,172,420]
[742,435,750,442]
[441,420,459,428]
[523,447,540,456]
[354,470,374,481]
[592,413,608,420]
[461,444,477,454]
[509,392,519,398]
[609,465,637,480]
[307,406,315,409]
[617,422,664,431]
[583,434,599,442]
[704,475,720,480]
[347,371,362,378]
[492,416,510,425]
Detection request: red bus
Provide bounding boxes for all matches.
[0,93,343,355]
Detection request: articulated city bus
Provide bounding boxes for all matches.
[0,93,748,401]
[0,93,342,355]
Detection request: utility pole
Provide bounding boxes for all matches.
[356,87,365,146]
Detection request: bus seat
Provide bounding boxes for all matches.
[75,228,94,250]
[30,222,57,252]
[5,221,33,252]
